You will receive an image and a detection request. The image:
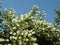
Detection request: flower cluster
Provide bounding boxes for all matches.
[9,30,37,45]
[0,5,60,45]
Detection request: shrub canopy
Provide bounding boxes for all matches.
[0,5,60,45]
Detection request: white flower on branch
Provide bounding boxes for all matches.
[13,27,16,30]
[31,37,37,41]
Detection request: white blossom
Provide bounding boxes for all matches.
[47,25,52,28]
[42,28,45,30]
[31,31,35,34]
[28,33,32,37]
[17,30,20,34]
[16,23,19,26]
[19,36,21,39]
[0,38,5,41]
[6,39,9,42]
[13,27,16,29]
[26,38,29,41]
[14,37,17,40]
[13,33,16,35]
[10,36,13,39]
[10,32,13,34]
[21,33,24,35]
[33,43,38,45]
[31,37,37,41]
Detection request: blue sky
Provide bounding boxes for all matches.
[2,0,60,23]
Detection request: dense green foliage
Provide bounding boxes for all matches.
[0,5,60,45]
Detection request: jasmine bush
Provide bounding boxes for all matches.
[0,5,60,45]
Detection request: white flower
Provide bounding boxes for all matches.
[31,31,35,34]
[42,28,45,30]
[16,23,19,26]
[20,15,24,20]
[30,10,33,13]
[24,32,28,36]
[10,32,13,34]
[46,22,50,25]
[19,36,21,39]
[29,12,31,15]
[33,5,38,9]
[31,16,34,19]
[26,38,29,41]
[47,34,50,37]
[28,33,32,37]
[17,30,20,34]
[21,33,24,35]
[39,21,44,24]
[56,29,59,32]
[47,26,52,28]
[14,37,17,40]
[13,36,14,38]
[33,43,38,45]
[49,23,52,25]
[8,44,11,45]
[10,36,13,39]
[13,27,16,29]
[35,14,38,16]
[13,33,16,35]
[51,28,56,31]
[8,25,10,27]
[57,34,59,37]
[59,38,60,40]
[0,38,5,41]
[42,14,45,15]
[31,37,37,41]
[25,14,28,18]
[6,39,9,42]
[40,16,43,19]
[53,28,56,30]
[12,18,18,22]
[9,11,12,14]
[43,23,46,25]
